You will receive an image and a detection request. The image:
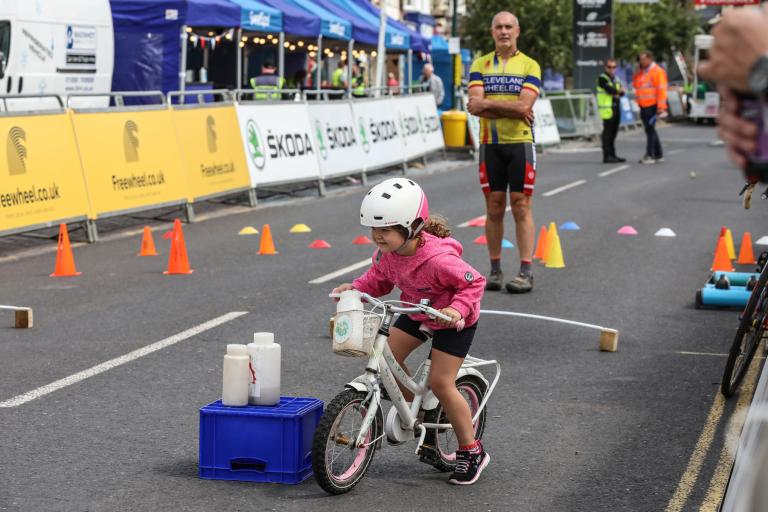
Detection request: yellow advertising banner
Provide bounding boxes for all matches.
[70,108,188,218]
[0,113,90,233]
[171,105,251,201]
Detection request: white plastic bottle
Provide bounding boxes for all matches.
[222,344,249,407]
[247,332,281,406]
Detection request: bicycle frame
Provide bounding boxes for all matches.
[351,304,501,451]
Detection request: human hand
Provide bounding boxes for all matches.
[330,283,355,301]
[467,96,486,115]
[698,6,768,92]
[524,110,535,125]
[658,109,668,120]
[436,307,462,328]
[717,86,759,170]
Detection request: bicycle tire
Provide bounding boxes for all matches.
[721,267,768,397]
[419,375,488,472]
[312,389,382,495]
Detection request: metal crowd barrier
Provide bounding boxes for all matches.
[235,88,303,102]
[0,94,64,116]
[66,90,166,113]
[543,90,602,139]
[167,89,235,106]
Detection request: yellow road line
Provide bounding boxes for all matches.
[700,358,762,511]
[664,391,726,512]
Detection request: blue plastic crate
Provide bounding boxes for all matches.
[199,397,323,484]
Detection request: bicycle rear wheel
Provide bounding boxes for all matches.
[312,389,382,495]
[721,268,768,397]
[420,375,488,472]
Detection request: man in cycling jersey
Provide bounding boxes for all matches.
[467,11,540,294]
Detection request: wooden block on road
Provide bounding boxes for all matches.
[15,308,33,329]
[599,328,618,352]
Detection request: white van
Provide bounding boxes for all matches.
[0,0,114,111]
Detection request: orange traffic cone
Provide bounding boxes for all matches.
[540,223,556,264]
[711,235,735,272]
[738,232,757,265]
[164,219,193,274]
[50,224,81,277]
[258,224,278,255]
[533,225,548,260]
[137,226,158,256]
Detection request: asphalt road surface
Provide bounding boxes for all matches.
[1,123,765,512]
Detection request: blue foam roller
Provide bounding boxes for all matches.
[699,286,751,308]
[708,271,759,286]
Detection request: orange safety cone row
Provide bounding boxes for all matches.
[50,224,81,277]
[711,235,735,272]
[137,226,158,256]
[738,232,757,265]
[533,225,548,260]
[164,219,193,275]
[257,224,278,255]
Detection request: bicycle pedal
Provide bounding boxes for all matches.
[418,445,440,465]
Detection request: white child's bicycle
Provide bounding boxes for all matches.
[312,290,500,494]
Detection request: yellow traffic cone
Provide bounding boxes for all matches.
[725,228,736,260]
[545,228,565,269]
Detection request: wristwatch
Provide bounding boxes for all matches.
[748,53,768,94]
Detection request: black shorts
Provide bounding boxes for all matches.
[479,142,537,196]
[393,314,477,359]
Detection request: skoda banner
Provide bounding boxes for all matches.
[236,103,321,186]
[350,98,406,171]
[306,102,365,179]
[573,0,613,90]
[393,94,444,161]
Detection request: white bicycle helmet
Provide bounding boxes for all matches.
[359,178,430,239]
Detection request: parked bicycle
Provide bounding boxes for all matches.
[312,290,500,494]
[721,236,768,397]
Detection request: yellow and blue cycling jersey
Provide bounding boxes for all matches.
[468,51,541,144]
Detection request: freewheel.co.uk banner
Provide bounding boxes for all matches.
[350,98,407,171]
[171,105,251,201]
[236,103,320,186]
[0,113,90,233]
[70,108,188,219]
[306,102,365,179]
[393,93,444,161]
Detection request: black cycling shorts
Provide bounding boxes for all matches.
[393,314,477,359]
[478,142,537,196]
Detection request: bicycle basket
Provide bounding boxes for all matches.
[332,310,383,357]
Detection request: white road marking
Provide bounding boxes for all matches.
[458,207,510,228]
[0,312,248,408]
[309,258,372,284]
[598,164,630,177]
[541,179,587,197]
[547,147,601,154]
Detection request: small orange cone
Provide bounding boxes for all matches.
[533,225,548,260]
[164,219,193,275]
[352,235,373,245]
[738,232,757,265]
[309,239,332,249]
[473,235,487,245]
[50,224,81,277]
[540,222,556,264]
[257,224,278,255]
[137,226,158,256]
[711,235,735,272]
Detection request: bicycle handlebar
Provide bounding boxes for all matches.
[329,291,458,324]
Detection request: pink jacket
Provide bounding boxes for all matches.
[352,233,486,330]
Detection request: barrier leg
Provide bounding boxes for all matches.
[86,219,99,243]
[185,203,195,223]
[401,162,407,175]
[248,188,258,207]
[361,170,368,186]
[317,179,326,197]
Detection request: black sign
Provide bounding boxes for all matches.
[573,0,613,90]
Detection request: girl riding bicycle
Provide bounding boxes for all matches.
[332,177,489,485]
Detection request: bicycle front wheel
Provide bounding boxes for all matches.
[312,389,382,495]
[722,269,768,397]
